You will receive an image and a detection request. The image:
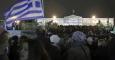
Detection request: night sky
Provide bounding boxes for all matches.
[0,0,115,19]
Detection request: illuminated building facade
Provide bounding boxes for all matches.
[37,14,114,26]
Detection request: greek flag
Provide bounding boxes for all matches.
[4,0,44,27]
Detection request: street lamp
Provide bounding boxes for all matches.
[92,15,96,19]
[53,16,57,20]
[52,15,57,23]
[92,15,98,26]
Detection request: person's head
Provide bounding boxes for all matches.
[87,36,93,45]
[11,36,19,42]
[72,31,86,46]
[12,35,18,39]
[20,35,28,43]
[50,34,61,45]
[9,36,18,45]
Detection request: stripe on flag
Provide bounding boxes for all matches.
[4,0,44,27]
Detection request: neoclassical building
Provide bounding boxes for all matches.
[37,14,114,26]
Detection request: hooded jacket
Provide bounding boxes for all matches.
[65,31,91,60]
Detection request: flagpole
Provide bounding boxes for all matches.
[4,20,7,30]
[41,0,44,17]
[35,0,45,28]
[41,0,47,31]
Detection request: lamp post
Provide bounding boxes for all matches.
[52,15,57,23]
[92,15,96,19]
[92,15,98,26]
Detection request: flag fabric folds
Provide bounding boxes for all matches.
[4,0,44,27]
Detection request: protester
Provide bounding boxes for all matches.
[8,36,20,60]
[0,27,9,60]
[22,31,50,60]
[108,29,115,60]
[50,34,61,49]
[2,24,114,60]
[19,36,29,60]
[64,31,91,60]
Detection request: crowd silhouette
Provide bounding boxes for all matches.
[0,25,115,60]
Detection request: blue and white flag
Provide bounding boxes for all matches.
[4,0,44,27]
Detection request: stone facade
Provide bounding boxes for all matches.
[37,15,114,26]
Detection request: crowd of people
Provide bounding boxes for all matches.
[0,25,115,60]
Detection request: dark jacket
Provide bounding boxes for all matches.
[108,37,115,60]
[43,36,62,60]
[64,31,91,60]
[45,44,61,60]
[66,45,91,60]
[28,39,50,60]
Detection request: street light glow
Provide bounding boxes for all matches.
[52,15,57,23]
[15,20,20,25]
[92,15,96,19]
[53,16,57,20]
